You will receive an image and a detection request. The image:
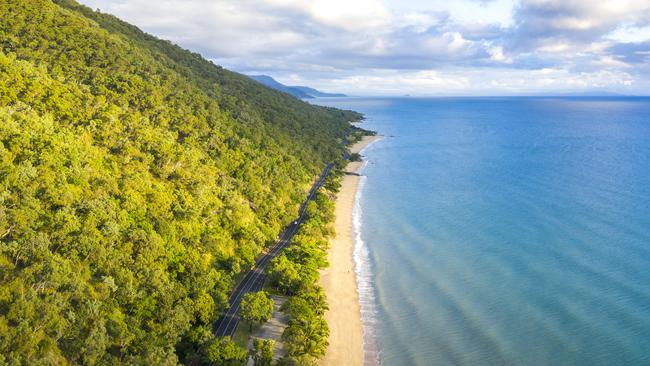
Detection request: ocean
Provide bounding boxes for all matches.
[312,97,650,366]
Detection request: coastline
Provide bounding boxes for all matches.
[321,135,382,366]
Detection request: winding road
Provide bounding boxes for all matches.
[213,163,334,337]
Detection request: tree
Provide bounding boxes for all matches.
[203,338,248,366]
[239,292,274,332]
[282,315,329,364]
[251,338,274,366]
[267,255,302,294]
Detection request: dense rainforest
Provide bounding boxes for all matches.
[0,0,363,364]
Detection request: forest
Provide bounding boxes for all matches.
[0,0,365,364]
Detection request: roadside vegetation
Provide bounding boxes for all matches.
[252,338,275,366]
[239,292,274,332]
[347,128,376,145]
[265,172,342,365]
[349,152,363,162]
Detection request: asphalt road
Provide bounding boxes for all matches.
[213,163,334,337]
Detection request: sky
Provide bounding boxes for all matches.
[79,0,650,96]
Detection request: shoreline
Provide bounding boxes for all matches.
[321,135,382,366]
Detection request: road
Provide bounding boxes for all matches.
[213,163,334,337]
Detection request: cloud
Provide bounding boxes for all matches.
[282,0,391,31]
[605,41,650,71]
[79,0,650,95]
[509,0,650,50]
[294,66,640,96]
[488,45,512,63]
[607,25,650,43]
[594,55,630,68]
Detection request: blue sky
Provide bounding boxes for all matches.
[80,0,650,95]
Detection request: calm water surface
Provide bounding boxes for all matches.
[313,97,650,366]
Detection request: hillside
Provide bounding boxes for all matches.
[0,0,363,364]
[248,75,347,99]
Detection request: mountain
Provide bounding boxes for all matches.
[249,75,347,98]
[0,0,364,364]
[291,86,347,98]
[248,74,313,98]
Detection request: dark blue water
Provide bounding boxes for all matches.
[313,97,650,366]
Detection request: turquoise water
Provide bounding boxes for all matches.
[313,97,650,366]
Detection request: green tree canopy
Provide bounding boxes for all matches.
[251,338,275,366]
[239,291,274,331]
[267,254,303,294]
[204,338,248,366]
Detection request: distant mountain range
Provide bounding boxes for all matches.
[248,75,347,98]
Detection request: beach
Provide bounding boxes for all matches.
[320,135,382,366]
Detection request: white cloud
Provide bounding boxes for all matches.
[606,25,650,43]
[262,0,391,31]
[309,0,391,31]
[78,0,650,95]
[594,55,631,68]
[296,66,638,96]
[385,0,516,28]
[488,45,512,63]
[514,0,650,37]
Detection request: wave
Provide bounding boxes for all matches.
[353,139,382,365]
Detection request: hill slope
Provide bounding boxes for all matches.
[0,0,362,364]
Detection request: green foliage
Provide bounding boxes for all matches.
[0,0,366,364]
[239,291,274,331]
[280,289,330,365]
[267,187,337,364]
[322,173,342,193]
[346,128,375,145]
[282,314,328,365]
[268,254,303,294]
[203,337,248,366]
[252,338,275,366]
[176,325,248,365]
[349,152,362,162]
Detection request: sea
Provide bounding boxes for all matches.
[311,97,650,366]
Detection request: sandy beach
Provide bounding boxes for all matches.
[320,135,382,366]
